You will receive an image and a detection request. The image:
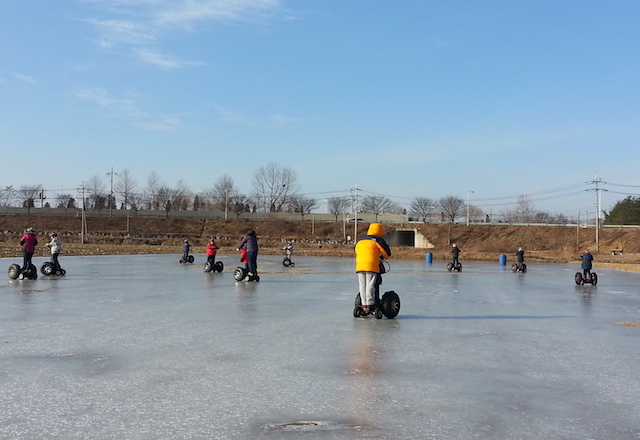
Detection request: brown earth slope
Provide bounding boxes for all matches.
[1,214,639,271]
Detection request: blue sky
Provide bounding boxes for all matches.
[2,0,639,218]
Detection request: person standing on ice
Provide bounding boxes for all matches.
[451,243,461,266]
[355,223,391,312]
[237,229,259,277]
[20,227,38,271]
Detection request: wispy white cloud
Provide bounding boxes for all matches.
[12,72,38,84]
[134,48,201,69]
[84,0,284,67]
[75,86,145,117]
[154,0,281,27]
[212,105,298,127]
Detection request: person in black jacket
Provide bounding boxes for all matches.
[451,243,461,266]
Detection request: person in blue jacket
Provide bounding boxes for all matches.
[581,250,593,278]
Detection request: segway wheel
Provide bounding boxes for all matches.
[574,272,583,285]
[253,275,260,282]
[41,262,55,276]
[282,258,291,267]
[234,267,246,281]
[187,255,195,264]
[290,262,295,267]
[511,264,518,273]
[456,264,462,272]
[446,262,453,272]
[29,264,37,280]
[521,263,527,273]
[354,293,362,307]
[214,261,224,272]
[591,273,598,285]
[60,269,66,276]
[375,308,384,319]
[204,262,212,272]
[353,307,363,318]
[381,291,401,319]
[8,264,21,280]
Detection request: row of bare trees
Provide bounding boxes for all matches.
[1,165,568,223]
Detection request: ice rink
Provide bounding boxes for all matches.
[1,254,639,440]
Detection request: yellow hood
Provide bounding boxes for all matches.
[367,223,385,237]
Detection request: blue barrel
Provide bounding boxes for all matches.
[499,254,507,265]
[426,252,433,263]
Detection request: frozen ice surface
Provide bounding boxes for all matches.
[1,254,639,440]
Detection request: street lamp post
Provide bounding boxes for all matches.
[466,190,474,226]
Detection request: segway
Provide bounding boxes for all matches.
[353,259,400,319]
[282,256,295,267]
[204,260,224,273]
[234,249,259,282]
[511,262,527,273]
[447,261,462,272]
[8,263,38,280]
[234,266,259,282]
[179,255,195,264]
[575,271,598,286]
[41,261,66,276]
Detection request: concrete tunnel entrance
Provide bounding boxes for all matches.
[384,228,434,249]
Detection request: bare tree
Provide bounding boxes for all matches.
[56,193,76,214]
[209,174,238,219]
[115,168,138,210]
[252,162,299,212]
[145,171,162,210]
[18,184,43,214]
[229,194,251,219]
[439,195,465,223]
[361,195,392,221]
[157,180,190,217]
[0,185,16,207]
[410,197,437,224]
[287,195,318,220]
[504,195,536,223]
[328,197,350,222]
[86,175,107,212]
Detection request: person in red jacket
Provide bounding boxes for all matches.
[20,227,38,271]
[355,223,391,311]
[206,238,219,267]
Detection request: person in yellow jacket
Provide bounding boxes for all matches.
[355,223,391,311]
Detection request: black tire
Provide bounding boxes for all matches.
[214,261,224,272]
[456,263,462,272]
[375,308,384,319]
[254,275,260,282]
[290,262,295,267]
[41,262,55,276]
[187,255,194,264]
[282,258,291,267]
[446,262,453,272]
[204,262,212,272]
[353,307,362,318]
[591,273,598,285]
[60,269,66,276]
[575,272,583,285]
[234,267,246,281]
[511,264,518,272]
[28,264,37,280]
[521,263,527,273]
[354,293,362,307]
[8,264,21,280]
[381,291,401,319]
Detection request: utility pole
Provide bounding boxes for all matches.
[351,183,360,242]
[78,182,88,244]
[466,190,474,226]
[588,173,606,252]
[106,167,118,217]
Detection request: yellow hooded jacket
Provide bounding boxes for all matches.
[355,223,391,273]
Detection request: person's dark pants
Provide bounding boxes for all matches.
[247,251,258,274]
[207,255,216,265]
[22,251,33,271]
[52,253,60,271]
[583,269,591,278]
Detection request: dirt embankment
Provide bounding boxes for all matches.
[1,214,639,271]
